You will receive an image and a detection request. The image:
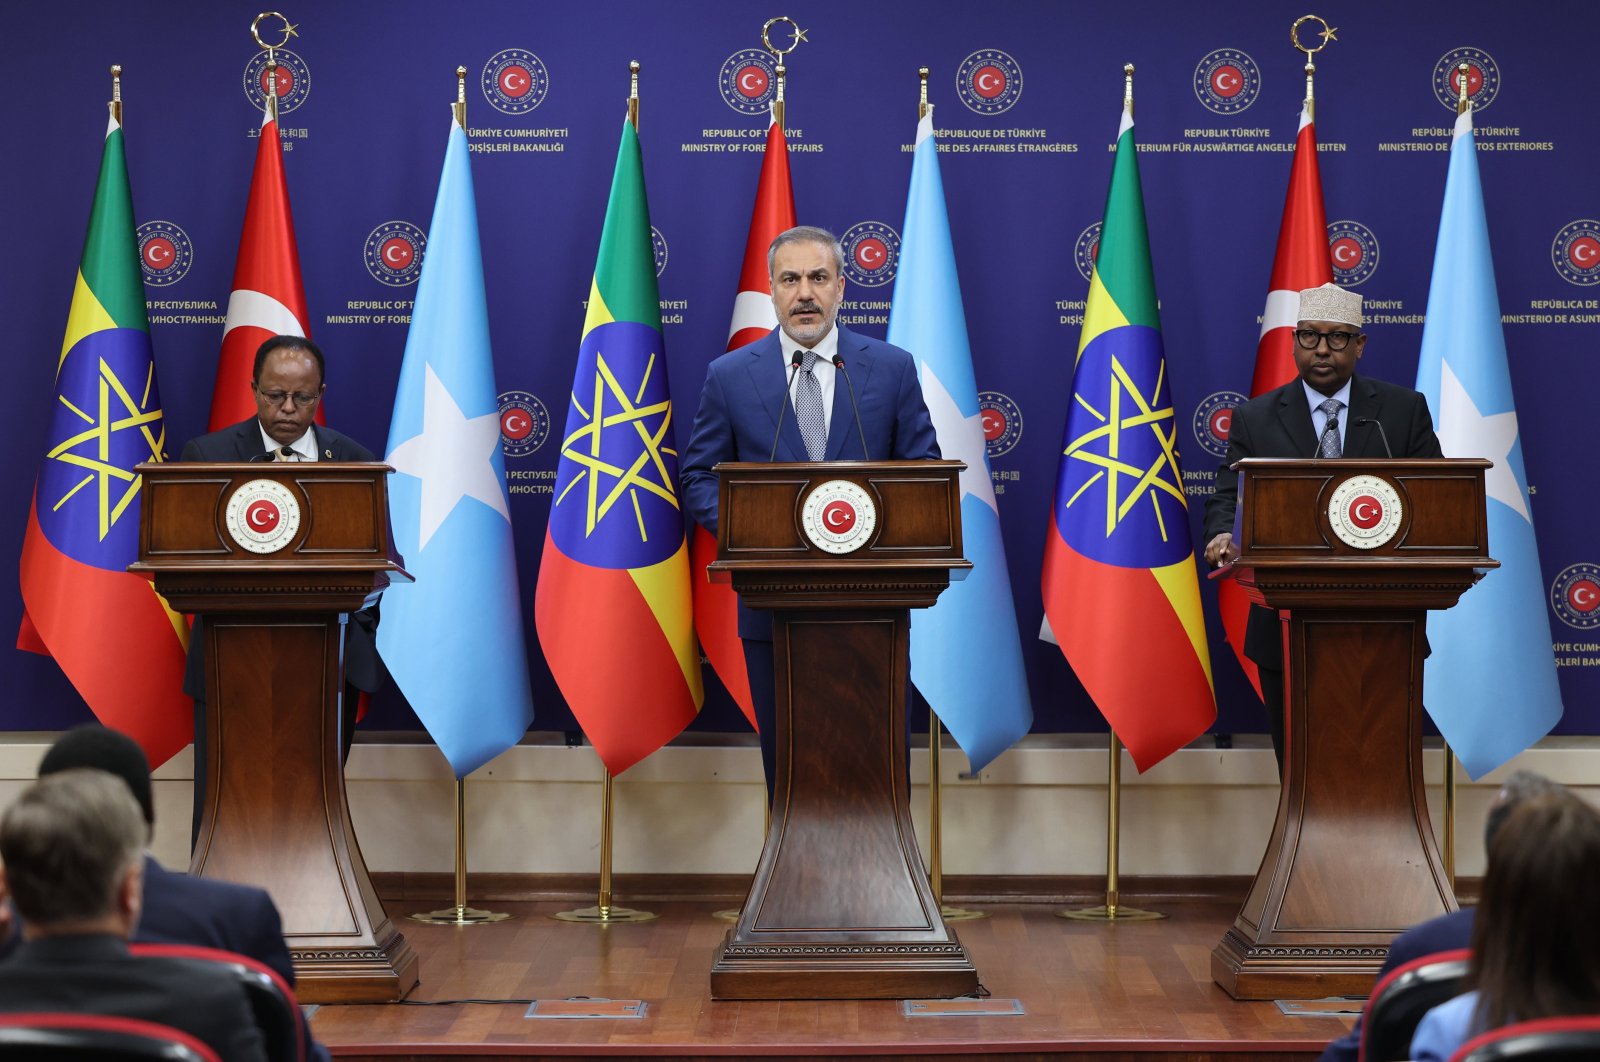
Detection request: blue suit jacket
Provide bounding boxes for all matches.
[1317,907,1476,1062]
[680,326,940,638]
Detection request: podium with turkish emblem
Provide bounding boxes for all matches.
[131,460,416,1004]
[705,459,979,1000]
[1210,457,1494,1000]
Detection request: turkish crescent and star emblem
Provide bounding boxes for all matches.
[554,328,679,545]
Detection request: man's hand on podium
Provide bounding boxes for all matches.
[1204,532,1240,568]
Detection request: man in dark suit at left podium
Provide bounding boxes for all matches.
[180,335,380,839]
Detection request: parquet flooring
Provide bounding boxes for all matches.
[310,898,1354,1060]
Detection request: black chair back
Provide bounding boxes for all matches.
[1452,1016,1600,1060]
[0,1012,220,1061]
[128,943,303,1062]
[1360,947,1472,1061]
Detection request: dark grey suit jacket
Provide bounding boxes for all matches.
[178,418,382,696]
[1202,374,1443,668]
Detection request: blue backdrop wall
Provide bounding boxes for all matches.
[5,1,1596,743]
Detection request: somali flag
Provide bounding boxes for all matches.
[888,106,1032,773]
[1414,106,1562,778]
[379,115,534,778]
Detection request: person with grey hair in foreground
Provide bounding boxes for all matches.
[0,769,267,1062]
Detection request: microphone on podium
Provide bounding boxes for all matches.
[1355,418,1394,458]
[832,354,871,461]
[1356,415,1395,457]
[768,349,805,461]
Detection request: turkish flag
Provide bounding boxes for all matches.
[692,112,796,729]
[209,109,322,430]
[1220,99,1333,698]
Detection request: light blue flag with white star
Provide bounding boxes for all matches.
[1414,106,1563,779]
[378,116,534,778]
[888,106,1033,772]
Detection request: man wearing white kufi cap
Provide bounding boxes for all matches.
[1201,282,1442,774]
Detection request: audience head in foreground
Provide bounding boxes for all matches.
[1409,784,1600,1062]
[0,768,146,938]
[1470,789,1600,1028]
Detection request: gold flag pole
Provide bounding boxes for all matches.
[1057,65,1165,926]
[1290,14,1338,119]
[1438,64,1472,896]
[249,12,298,125]
[110,65,122,125]
[551,67,659,928]
[409,67,510,929]
[411,779,510,925]
[555,768,656,923]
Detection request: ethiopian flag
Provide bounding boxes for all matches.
[1040,99,1215,771]
[534,116,703,775]
[17,104,190,766]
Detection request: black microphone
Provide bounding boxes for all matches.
[249,449,276,463]
[833,353,871,461]
[1355,417,1393,458]
[767,348,805,461]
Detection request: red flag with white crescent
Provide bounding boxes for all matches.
[692,111,796,729]
[209,109,321,430]
[1220,100,1333,697]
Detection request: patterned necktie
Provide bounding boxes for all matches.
[1317,398,1343,458]
[794,349,826,461]
[273,445,298,462]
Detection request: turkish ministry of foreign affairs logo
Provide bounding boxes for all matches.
[482,49,550,115]
[1552,221,1600,286]
[1327,475,1404,550]
[719,49,778,115]
[136,221,194,288]
[242,49,311,114]
[978,391,1023,458]
[1551,563,1600,630]
[801,479,877,554]
[1433,47,1501,112]
[956,50,1023,115]
[1193,48,1262,115]
[224,479,301,554]
[1074,222,1102,283]
[363,221,426,287]
[840,222,900,288]
[497,390,552,458]
[1328,220,1380,287]
[1192,390,1246,460]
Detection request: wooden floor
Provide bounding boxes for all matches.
[309,897,1355,1061]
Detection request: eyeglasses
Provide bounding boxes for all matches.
[1294,328,1360,352]
[256,389,322,408]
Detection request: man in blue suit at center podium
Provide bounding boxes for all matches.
[681,226,940,802]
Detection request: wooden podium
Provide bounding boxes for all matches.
[1211,458,1494,1000]
[706,460,979,1000]
[132,461,417,1004]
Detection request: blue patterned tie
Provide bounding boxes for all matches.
[794,349,826,461]
[1317,398,1343,458]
